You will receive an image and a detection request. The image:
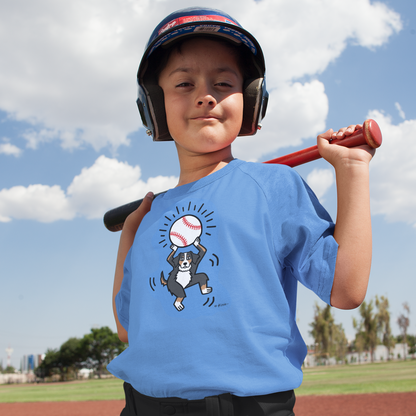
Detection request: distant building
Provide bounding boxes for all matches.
[21,354,43,373]
[304,343,410,367]
[346,343,409,363]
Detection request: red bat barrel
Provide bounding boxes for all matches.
[264,119,382,167]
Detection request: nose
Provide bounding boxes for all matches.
[196,84,217,107]
[197,97,215,106]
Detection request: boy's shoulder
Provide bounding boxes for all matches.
[235,159,301,184]
[232,159,309,199]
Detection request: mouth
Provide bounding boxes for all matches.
[179,265,191,271]
[191,115,220,121]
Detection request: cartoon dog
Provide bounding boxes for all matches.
[161,237,212,311]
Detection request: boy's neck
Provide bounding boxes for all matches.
[176,145,234,187]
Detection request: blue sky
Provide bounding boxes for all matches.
[1,0,415,369]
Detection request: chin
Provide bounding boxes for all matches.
[201,137,235,152]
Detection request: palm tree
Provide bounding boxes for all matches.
[375,295,395,360]
[397,302,410,360]
[309,303,346,364]
[351,318,365,363]
[354,300,378,362]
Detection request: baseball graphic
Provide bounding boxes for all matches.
[169,215,202,247]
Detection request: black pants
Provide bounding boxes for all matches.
[121,382,296,416]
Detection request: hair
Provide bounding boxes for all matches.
[142,36,258,86]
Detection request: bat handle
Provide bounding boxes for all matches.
[103,192,165,232]
[103,199,142,232]
[264,119,382,167]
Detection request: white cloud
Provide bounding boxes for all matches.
[0,0,402,154]
[395,102,406,120]
[368,110,416,228]
[22,129,63,149]
[0,184,73,223]
[248,0,402,86]
[0,156,178,222]
[306,169,335,201]
[0,141,22,157]
[67,155,177,219]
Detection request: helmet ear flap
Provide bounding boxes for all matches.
[240,78,269,136]
[137,84,172,141]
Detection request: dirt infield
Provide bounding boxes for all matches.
[1,392,415,415]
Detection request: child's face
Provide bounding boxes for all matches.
[158,38,244,157]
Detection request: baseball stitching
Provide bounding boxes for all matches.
[182,216,201,230]
[170,231,187,246]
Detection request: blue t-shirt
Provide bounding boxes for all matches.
[107,159,338,400]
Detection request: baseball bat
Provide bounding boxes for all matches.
[104,119,382,232]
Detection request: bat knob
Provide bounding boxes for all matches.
[363,119,382,149]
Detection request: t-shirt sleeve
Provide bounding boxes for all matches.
[267,167,338,304]
[115,247,133,332]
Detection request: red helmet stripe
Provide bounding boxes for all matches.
[159,15,239,35]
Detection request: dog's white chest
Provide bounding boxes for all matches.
[176,270,192,288]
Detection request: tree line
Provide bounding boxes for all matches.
[0,364,16,374]
[35,326,126,381]
[309,296,414,364]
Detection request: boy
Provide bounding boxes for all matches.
[107,7,374,416]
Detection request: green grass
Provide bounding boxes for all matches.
[297,359,416,396]
[0,378,125,403]
[1,360,415,403]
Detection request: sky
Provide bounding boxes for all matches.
[1,0,415,370]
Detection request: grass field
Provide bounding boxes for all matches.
[0,360,415,403]
[0,378,125,403]
[297,359,416,396]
